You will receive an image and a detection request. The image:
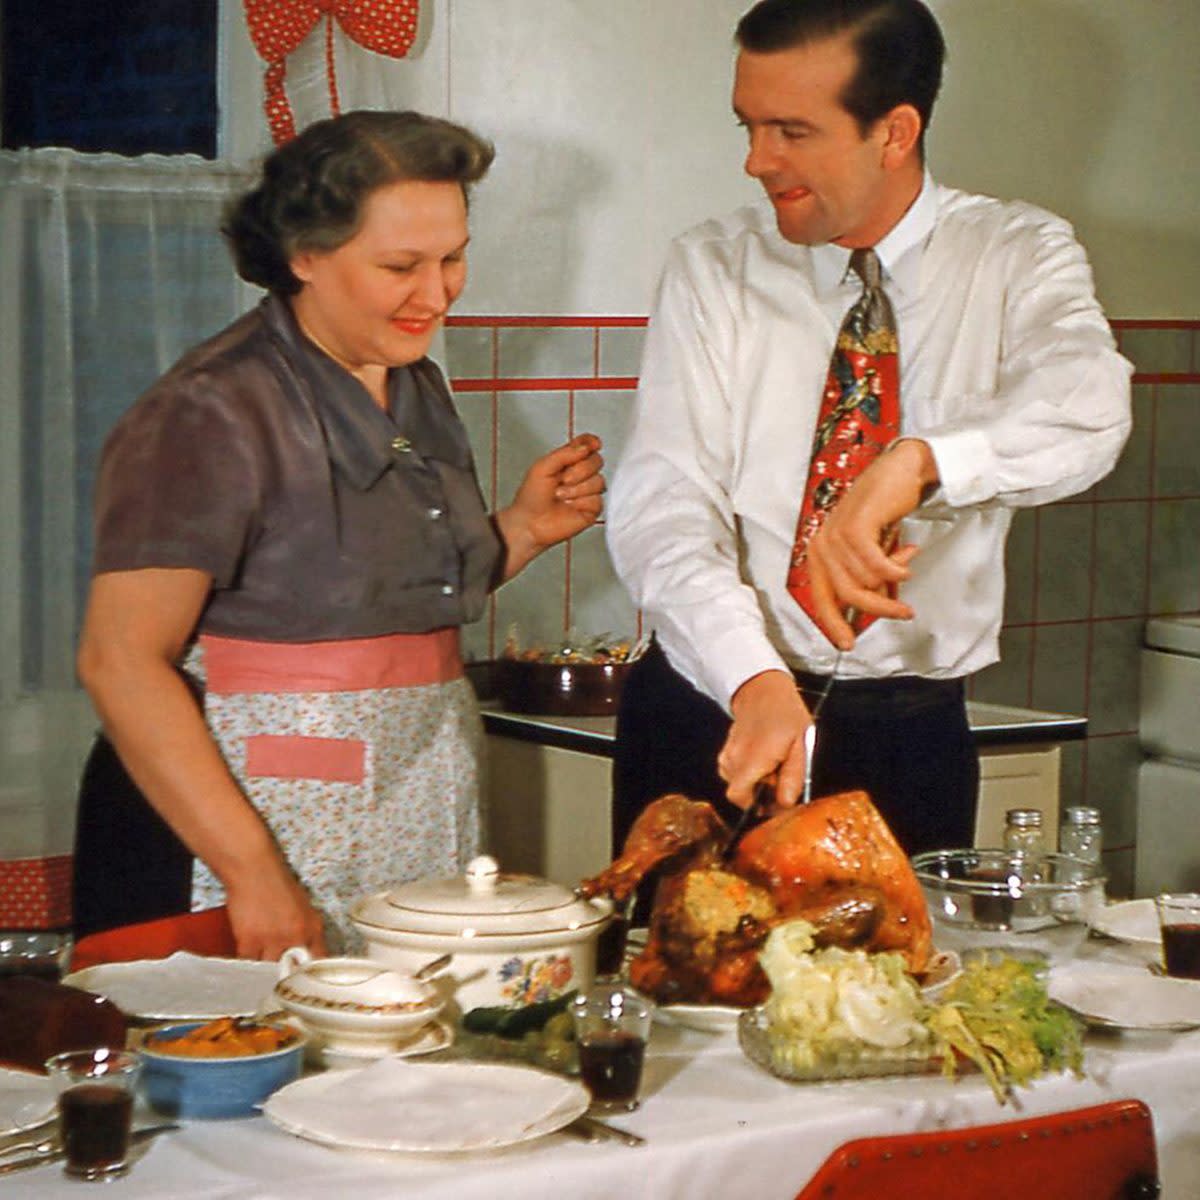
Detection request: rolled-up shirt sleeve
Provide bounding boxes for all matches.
[607,244,789,711]
[923,210,1132,511]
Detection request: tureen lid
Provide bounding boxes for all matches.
[361,856,610,937]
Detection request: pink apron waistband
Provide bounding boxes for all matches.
[200,629,463,695]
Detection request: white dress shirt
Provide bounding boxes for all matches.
[606,178,1132,711]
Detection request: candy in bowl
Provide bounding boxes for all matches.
[273,948,444,1055]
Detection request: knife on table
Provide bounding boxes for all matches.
[562,1116,646,1147]
[0,1122,180,1177]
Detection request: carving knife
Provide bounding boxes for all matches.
[720,777,774,862]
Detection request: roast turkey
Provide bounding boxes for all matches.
[580,790,933,1006]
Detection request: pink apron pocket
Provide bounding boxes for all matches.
[243,735,366,783]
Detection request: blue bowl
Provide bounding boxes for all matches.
[140,1021,305,1119]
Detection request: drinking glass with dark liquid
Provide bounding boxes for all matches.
[45,1048,141,1180]
[572,981,652,1114]
[1156,893,1200,980]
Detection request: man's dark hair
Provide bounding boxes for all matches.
[223,110,495,296]
[736,0,945,151]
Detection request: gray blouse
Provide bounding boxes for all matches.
[93,295,502,642]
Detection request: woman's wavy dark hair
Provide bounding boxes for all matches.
[223,110,495,296]
[736,0,944,154]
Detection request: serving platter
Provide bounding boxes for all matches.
[0,1067,54,1138]
[654,949,962,1034]
[1089,899,1161,948]
[737,1007,944,1082]
[655,1003,741,1034]
[63,951,278,1021]
[1048,964,1200,1031]
[262,1057,589,1153]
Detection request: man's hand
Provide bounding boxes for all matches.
[717,670,812,808]
[804,438,937,649]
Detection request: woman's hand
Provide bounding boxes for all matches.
[223,865,327,962]
[494,433,604,581]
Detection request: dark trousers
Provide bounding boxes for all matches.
[72,735,194,938]
[612,639,978,860]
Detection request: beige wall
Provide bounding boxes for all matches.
[224,0,1197,318]
[929,0,1199,318]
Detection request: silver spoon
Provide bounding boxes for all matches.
[414,953,452,982]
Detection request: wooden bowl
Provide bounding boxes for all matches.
[495,659,631,717]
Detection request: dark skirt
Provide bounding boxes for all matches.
[71,735,193,939]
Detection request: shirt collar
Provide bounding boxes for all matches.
[810,171,937,302]
[261,294,401,491]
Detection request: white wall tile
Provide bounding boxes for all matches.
[567,525,637,642]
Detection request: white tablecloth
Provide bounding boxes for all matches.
[9,943,1200,1200]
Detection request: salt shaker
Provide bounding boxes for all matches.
[1059,806,1102,865]
[1003,808,1045,855]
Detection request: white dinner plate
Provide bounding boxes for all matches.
[63,951,278,1020]
[1090,899,1162,948]
[654,949,961,1033]
[0,1067,55,1136]
[1049,964,1200,1031]
[262,1057,589,1153]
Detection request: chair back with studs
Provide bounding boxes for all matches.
[795,1098,1159,1200]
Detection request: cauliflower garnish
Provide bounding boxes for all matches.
[759,920,932,1068]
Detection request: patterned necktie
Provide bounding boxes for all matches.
[786,247,900,635]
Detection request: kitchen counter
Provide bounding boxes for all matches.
[481,699,1087,758]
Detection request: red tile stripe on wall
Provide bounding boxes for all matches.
[447,317,1200,389]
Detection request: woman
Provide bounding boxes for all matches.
[73,111,604,960]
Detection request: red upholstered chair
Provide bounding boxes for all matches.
[70,907,237,971]
[795,1099,1160,1200]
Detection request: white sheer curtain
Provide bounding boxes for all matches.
[0,1,450,868]
[0,149,256,857]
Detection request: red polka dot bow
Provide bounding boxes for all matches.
[243,1,421,145]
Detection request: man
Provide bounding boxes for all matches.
[607,0,1131,857]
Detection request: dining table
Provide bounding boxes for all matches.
[4,937,1199,1199]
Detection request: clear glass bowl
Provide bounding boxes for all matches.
[912,849,1105,967]
[737,1006,943,1082]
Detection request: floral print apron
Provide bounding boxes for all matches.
[184,630,482,952]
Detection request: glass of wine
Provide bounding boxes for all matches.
[1155,893,1200,980]
[45,1048,142,1180]
[571,980,652,1114]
